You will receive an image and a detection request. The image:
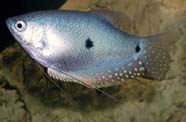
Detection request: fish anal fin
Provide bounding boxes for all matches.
[47,58,146,89]
[91,60,145,88]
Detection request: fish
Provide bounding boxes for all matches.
[6,10,180,88]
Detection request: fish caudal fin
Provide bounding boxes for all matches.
[140,31,181,80]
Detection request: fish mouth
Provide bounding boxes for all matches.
[6,18,14,35]
[6,19,17,37]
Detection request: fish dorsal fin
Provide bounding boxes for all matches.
[89,9,131,31]
[91,59,146,88]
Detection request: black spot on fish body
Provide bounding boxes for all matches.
[85,38,94,49]
[135,45,141,53]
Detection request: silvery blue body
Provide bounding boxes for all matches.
[6,10,177,88]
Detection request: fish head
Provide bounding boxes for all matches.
[6,14,44,44]
[6,13,53,67]
[6,12,93,71]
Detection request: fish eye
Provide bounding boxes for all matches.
[15,20,27,32]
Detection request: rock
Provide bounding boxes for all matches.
[0,88,30,122]
[0,0,186,122]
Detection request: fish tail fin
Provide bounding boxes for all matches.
[139,31,181,80]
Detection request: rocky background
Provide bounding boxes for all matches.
[0,0,186,122]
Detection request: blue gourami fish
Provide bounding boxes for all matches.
[6,10,180,88]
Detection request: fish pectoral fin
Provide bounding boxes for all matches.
[47,68,92,88]
[89,9,131,31]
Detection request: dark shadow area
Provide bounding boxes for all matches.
[0,0,67,52]
[25,76,122,111]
